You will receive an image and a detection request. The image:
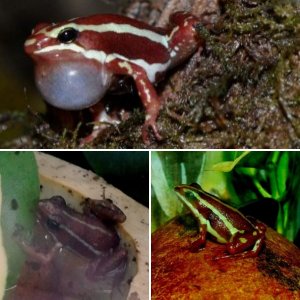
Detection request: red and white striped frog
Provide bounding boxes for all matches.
[24,12,202,144]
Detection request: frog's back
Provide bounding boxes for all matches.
[71,14,171,65]
[74,14,167,35]
[56,15,170,64]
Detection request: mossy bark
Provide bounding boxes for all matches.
[1,0,299,148]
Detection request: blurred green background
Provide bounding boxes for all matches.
[151,151,300,247]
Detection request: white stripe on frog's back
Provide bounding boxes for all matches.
[35,43,171,82]
[39,22,169,48]
[62,210,114,237]
[60,224,104,256]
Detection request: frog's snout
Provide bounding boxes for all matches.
[174,185,185,195]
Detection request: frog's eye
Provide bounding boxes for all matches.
[57,27,78,44]
[47,218,60,230]
[185,191,197,201]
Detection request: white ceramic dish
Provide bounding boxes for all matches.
[0,152,149,300]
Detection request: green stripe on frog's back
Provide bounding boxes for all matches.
[195,188,255,233]
[175,191,227,244]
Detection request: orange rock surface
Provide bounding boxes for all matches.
[152,218,300,299]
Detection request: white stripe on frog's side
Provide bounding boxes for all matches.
[35,43,171,82]
[39,22,169,48]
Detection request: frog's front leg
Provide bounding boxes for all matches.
[108,59,163,144]
[80,101,118,145]
[85,248,128,281]
[190,223,207,252]
[135,72,163,143]
[19,240,62,265]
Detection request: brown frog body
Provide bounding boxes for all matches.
[11,196,128,300]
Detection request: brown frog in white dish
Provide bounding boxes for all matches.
[11,196,128,300]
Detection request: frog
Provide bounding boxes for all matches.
[175,183,266,258]
[24,11,203,144]
[18,196,127,280]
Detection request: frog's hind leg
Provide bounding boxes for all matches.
[215,225,266,260]
[19,241,62,265]
[227,234,265,259]
[86,248,128,281]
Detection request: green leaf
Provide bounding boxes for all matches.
[151,151,299,243]
[276,152,289,199]
[198,152,241,207]
[210,151,250,172]
[236,167,257,177]
[0,152,40,288]
[151,152,206,231]
[253,178,272,198]
[151,152,182,219]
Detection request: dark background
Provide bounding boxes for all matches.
[44,151,149,207]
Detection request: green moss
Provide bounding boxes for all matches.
[163,0,299,148]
